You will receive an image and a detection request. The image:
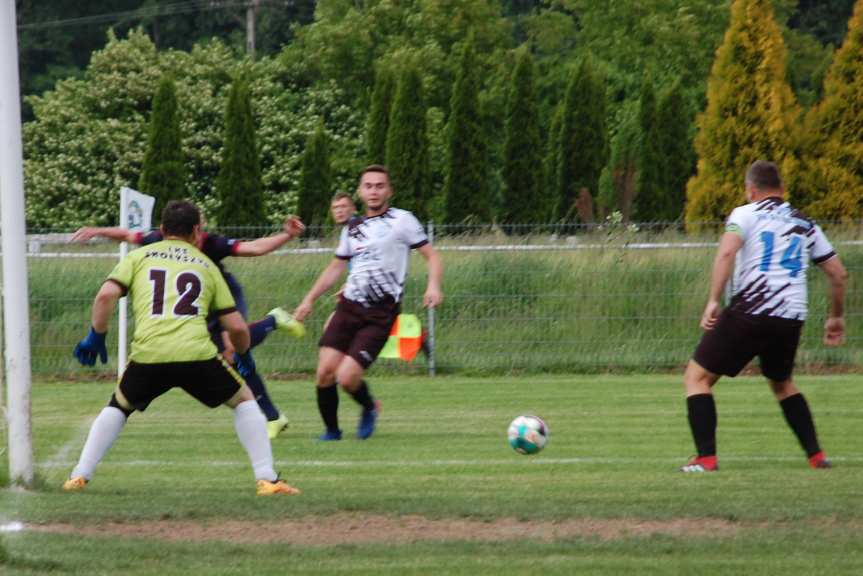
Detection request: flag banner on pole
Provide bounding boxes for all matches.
[379,313,424,362]
[121,186,155,232]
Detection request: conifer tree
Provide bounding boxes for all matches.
[444,38,491,224]
[799,0,863,221]
[633,79,663,222]
[138,75,184,223]
[502,48,544,226]
[385,62,430,220]
[557,57,608,221]
[296,121,332,230]
[685,0,801,227]
[657,80,692,222]
[215,76,265,228]
[601,102,640,221]
[545,105,564,217]
[366,66,396,165]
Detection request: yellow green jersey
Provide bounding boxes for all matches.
[107,239,237,363]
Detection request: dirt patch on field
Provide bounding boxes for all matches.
[31,514,740,545]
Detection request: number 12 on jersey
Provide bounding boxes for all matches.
[759,231,803,278]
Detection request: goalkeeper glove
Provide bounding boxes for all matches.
[73,327,108,366]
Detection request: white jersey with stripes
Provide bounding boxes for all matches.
[726,197,835,321]
[335,207,429,306]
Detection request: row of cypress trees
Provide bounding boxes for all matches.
[139,75,264,227]
[687,0,863,225]
[143,0,863,228]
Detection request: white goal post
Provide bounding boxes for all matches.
[1,0,34,487]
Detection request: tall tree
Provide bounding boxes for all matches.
[798,0,863,221]
[215,76,265,228]
[502,48,545,226]
[656,80,692,222]
[444,38,491,224]
[557,57,608,221]
[599,101,640,221]
[685,0,802,227]
[296,121,332,230]
[138,74,184,223]
[366,66,397,165]
[385,62,430,220]
[632,79,663,222]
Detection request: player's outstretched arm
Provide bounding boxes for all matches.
[233,216,305,257]
[293,258,348,322]
[71,226,138,244]
[701,232,743,330]
[416,244,443,308]
[819,255,849,346]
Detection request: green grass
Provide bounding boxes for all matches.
[25,241,863,374]
[2,374,863,574]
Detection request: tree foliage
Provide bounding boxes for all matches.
[138,74,184,222]
[385,62,431,220]
[656,81,692,221]
[366,66,396,165]
[632,79,664,222]
[798,0,863,221]
[685,0,801,227]
[444,39,492,224]
[214,76,265,227]
[296,122,333,229]
[501,48,545,225]
[557,57,608,221]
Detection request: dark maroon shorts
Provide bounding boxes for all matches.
[319,297,400,369]
[693,308,803,381]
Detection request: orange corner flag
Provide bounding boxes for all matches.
[379,314,424,362]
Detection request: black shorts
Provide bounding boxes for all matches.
[117,357,244,412]
[319,297,400,369]
[693,308,803,381]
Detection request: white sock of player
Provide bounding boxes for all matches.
[233,400,277,482]
[71,406,127,480]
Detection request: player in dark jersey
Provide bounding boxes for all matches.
[65,200,299,495]
[293,165,443,441]
[681,160,848,472]
[71,216,306,439]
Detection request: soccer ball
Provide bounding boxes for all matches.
[507,415,549,455]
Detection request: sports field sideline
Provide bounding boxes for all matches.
[2,374,863,575]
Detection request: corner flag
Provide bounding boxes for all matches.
[117,187,155,375]
[379,314,424,362]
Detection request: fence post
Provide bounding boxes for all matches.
[426,220,436,377]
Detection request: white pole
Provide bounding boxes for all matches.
[117,189,129,378]
[426,221,436,377]
[0,0,34,486]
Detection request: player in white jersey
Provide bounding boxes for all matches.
[293,165,443,440]
[681,160,848,472]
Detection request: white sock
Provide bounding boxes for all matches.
[233,400,277,482]
[71,406,127,480]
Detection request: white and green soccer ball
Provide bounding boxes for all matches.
[507,415,549,455]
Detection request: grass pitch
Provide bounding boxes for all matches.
[2,374,863,574]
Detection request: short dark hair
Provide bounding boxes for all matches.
[359,164,390,180]
[745,160,783,190]
[331,191,355,204]
[161,200,201,237]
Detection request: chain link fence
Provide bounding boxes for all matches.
[17,222,863,376]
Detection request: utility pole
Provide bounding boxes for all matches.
[245,0,260,58]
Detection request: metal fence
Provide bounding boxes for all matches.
[15,222,863,376]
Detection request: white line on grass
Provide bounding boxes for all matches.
[36,455,863,470]
[42,416,95,473]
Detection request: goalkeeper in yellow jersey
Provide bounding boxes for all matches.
[64,200,299,496]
